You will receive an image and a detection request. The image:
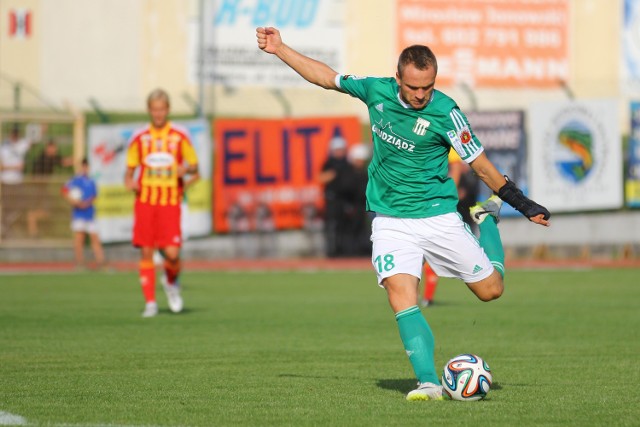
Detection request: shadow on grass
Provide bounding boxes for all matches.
[154,308,198,315]
[376,379,503,395]
[278,373,360,380]
[419,300,454,308]
[376,378,417,395]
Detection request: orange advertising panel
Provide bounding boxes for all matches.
[213,117,362,233]
[397,0,570,88]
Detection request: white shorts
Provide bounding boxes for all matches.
[71,218,98,234]
[370,213,494,286]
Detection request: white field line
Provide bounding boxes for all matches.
[1,411,172,427]
[0,411,27,425]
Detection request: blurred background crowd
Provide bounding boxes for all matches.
[1,0,640,263]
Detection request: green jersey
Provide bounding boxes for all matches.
[336,74,484,218]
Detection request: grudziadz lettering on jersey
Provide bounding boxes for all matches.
[373,119,416,153]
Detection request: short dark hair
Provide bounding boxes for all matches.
[81,158,89,166]
[397,45,438,77]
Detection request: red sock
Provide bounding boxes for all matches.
[422,264,439,302]
[163,258,181,285]
[139,260,156,302]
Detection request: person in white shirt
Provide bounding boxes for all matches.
[0,126,31,184]
[0,125,32,238]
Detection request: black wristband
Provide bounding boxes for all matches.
[497,176,551,220]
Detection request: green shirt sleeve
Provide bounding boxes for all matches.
[335,74,377,102]
[443,107,484,163]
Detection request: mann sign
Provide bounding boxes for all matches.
[397,0,569,88]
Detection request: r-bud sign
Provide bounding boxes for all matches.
[213,116,362,233]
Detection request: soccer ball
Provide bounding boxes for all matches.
[442,353,492,401]
[68,187,82,201]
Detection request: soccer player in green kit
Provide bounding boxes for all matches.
[256,27,550,401]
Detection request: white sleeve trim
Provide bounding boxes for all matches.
[464,146,484,163]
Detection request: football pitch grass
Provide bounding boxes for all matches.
[1,267,639,426]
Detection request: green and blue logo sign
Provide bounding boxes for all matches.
[555,120,594,183]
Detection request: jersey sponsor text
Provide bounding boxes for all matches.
[372,120,416,153]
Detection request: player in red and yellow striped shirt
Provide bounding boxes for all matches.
[125,88,199,317]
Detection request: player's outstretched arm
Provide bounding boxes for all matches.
[256,26,338,90]
[470,153,550,226]
[497,177,550,226]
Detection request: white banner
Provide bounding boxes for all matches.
[88,120,213,243]
[623,0,640,90]
[189,0,346,87]
[529,100,622,212]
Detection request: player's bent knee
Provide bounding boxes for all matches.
[467,273,503,302]
[477,284,503,302]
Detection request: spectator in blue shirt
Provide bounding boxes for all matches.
[62,158,105,268]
